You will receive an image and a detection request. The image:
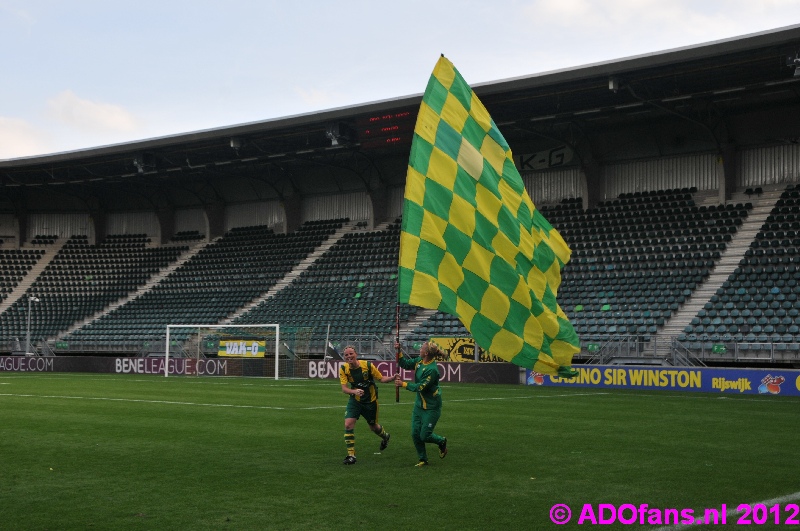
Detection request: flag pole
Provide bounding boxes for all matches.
[395,302,401,403]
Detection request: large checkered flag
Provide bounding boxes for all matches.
[398,56,579,377]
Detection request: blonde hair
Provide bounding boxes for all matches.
[421,340,441,359]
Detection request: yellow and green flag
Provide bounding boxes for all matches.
[398,56,579,377]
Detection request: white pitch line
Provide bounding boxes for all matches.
[0,393,286,410]
[0,390,610,411]
[652,491,800,531]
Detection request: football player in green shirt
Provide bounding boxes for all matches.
[339,345,394,465]
[395,340,448,467]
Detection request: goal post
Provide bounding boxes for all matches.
[164,324,280,378]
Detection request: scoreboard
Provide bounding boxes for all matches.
[355,110,416,149]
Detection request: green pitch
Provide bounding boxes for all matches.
[0,373,798,530]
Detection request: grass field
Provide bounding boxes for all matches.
[1,373,798,530]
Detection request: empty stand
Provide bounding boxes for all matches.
[0,249,45,304]
[61,221,346,348]
[234,220,416,342]
[5,185,797,364]
[679,185,800,356]
[551,189,751,345]
[401,189,753,354]
[172,230,205,242]
[30,234,58,245]
[0,235,185,348]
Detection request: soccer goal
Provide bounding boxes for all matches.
[164,324,280,379]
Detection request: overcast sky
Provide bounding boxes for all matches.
[1,0,799,160]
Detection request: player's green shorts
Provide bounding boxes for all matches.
[345,399,379,425]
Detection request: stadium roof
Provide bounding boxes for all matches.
[2,24,800,210]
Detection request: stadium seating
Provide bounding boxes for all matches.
[404,311,469,345]
[0,235,185,346]
[5,184,799,361]
[61,220,346,346]
[402,189,752,349]
[234,220,416,341]
[546,189,751,344]
[0,249,45,304]
[30,234,58,245]
[171,230,205,242]
[680,185,800,352]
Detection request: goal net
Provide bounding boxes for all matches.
[164,324,284,379]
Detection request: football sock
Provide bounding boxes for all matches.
[345,429,355,456]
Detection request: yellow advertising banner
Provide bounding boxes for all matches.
[218,339,266,358]
[428,337,510,362]
[430,337,477,362]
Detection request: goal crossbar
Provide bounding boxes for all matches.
[165,324,280,378]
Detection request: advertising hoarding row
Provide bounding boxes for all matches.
[2,357,798,396]
[526,365,800,396]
